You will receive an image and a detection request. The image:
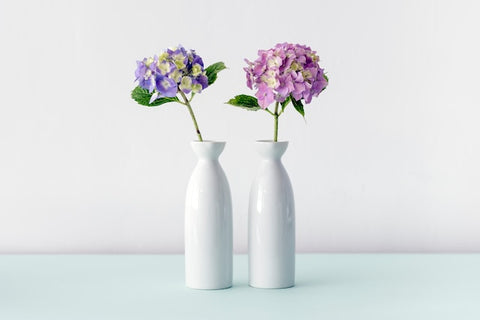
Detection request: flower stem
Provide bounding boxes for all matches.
[273,101,279,142]
[179,91,203,141]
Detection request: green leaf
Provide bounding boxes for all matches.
[281,96,291,112]
[322,74,329,92]
[131,86,179,107]
[225,94,261,111]
[205,62,226,86]
[290,95,305,117]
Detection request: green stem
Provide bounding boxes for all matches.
[278,102,287,117]
[273,101,279,142]
[264,108,275,116]
[179,91,203,141]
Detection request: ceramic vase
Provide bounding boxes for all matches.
[185,141,233,289]
[249,140,295,288]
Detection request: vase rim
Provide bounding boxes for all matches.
[256,140,289,143]
[191,140,226,144]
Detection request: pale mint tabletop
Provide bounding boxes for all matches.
[1,254,479,319]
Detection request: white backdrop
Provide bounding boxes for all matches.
[1,0,479,253]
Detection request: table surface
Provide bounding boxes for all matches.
[1,254,479,320]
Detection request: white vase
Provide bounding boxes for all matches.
[184,141,233,289]
[249,140,295,289]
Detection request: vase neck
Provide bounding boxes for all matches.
[191,141,226,160]
[255,140,288,160]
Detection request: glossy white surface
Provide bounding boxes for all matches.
[185,141,232,289]
[249,141,295,288]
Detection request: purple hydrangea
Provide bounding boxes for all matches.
[244,43,328,109]
[134,46,209,103]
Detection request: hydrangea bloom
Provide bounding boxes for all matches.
[244,43,328,109]
[135,46,209,103]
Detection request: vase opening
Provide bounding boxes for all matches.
[191,141,226,160]
[255,140,288,159]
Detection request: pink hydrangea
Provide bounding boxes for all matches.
[244,43,328,109]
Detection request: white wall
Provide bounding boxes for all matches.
[1,0,479,253]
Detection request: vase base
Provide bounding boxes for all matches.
[186,284,232,290]
[248,283,294,289]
